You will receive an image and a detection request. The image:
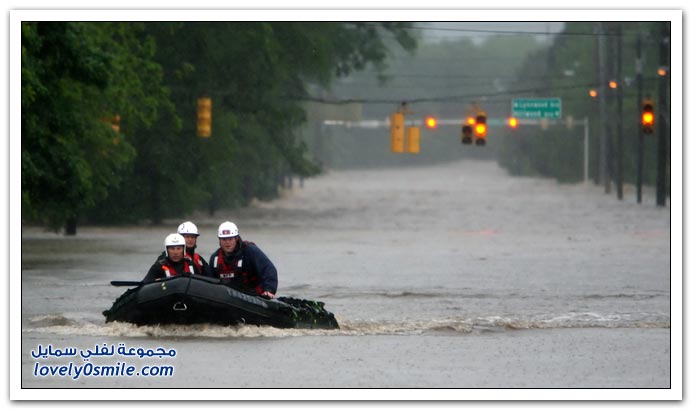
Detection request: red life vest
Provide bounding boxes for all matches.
[187,252,203,275]
[161,258,194,277]
[213,248,261,293]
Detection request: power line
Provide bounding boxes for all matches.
[406,24,570,36]
[338,73,593,82]
[289,77,661,105]
[364,22,637,38]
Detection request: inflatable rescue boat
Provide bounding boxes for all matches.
[103,275,339,329]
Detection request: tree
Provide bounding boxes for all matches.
[113,22,417,221]
[22,22,417,228]
[22,22,172,232]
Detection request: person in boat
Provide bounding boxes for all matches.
[152,221,211,277]
[209,221,278,299]
[142,233,198,282]
[176,221,212,277]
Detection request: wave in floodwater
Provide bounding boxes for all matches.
[23,312,670,339]
[317,289,669,301]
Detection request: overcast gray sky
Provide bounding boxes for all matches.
[420,22,566,44]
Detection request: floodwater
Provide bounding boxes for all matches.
[18,160,672,397]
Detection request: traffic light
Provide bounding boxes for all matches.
[111,115,121,133]
[641,99,654,134]
[100,115,121,133]
[197,97,212,138]
[424,116,438,129]
[507,116,518,129]
[406,126,420,154]
[390,112,405,153]
[461,124,473,144]
[475,112,487,145]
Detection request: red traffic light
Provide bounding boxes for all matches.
[425,116,438,129]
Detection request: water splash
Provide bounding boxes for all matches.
[23,311,669,339]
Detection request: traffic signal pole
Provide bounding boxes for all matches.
[636,32,644,204]
[597,23,609,193]
[583,117,590,184]
[616,23,624,200]
[328,115,591,183]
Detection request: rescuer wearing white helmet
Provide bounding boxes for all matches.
[178,221,200,236]
[217,221,239,239]
[142,233,198,283]
[177,221,211,277]
[209,221,278,299]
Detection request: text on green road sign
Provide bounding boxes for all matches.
[512,98,562,119]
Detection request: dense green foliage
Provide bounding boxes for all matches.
[22,22,162,230]
[21,22,416,230]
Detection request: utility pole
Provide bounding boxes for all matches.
[597,23,609,192]
[656,22,669,207]
[605,23,616,195]
[636,31,644,204]
[583,117,590,184]
[616,23,624,200]
[592,23,601,185]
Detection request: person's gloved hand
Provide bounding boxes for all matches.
[260,291,275,299]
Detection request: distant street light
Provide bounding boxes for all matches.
[424,116,438,129]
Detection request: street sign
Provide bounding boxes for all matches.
[512,98,562,119]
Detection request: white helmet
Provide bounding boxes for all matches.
[164,233,186,256]
[178,221,199,236]
[218,221,239,238]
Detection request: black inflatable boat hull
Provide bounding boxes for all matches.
[103,276,339,329]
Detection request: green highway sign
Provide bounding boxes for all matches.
[512,98,562,119]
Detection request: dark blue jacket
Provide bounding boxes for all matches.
[209,241,278,295]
